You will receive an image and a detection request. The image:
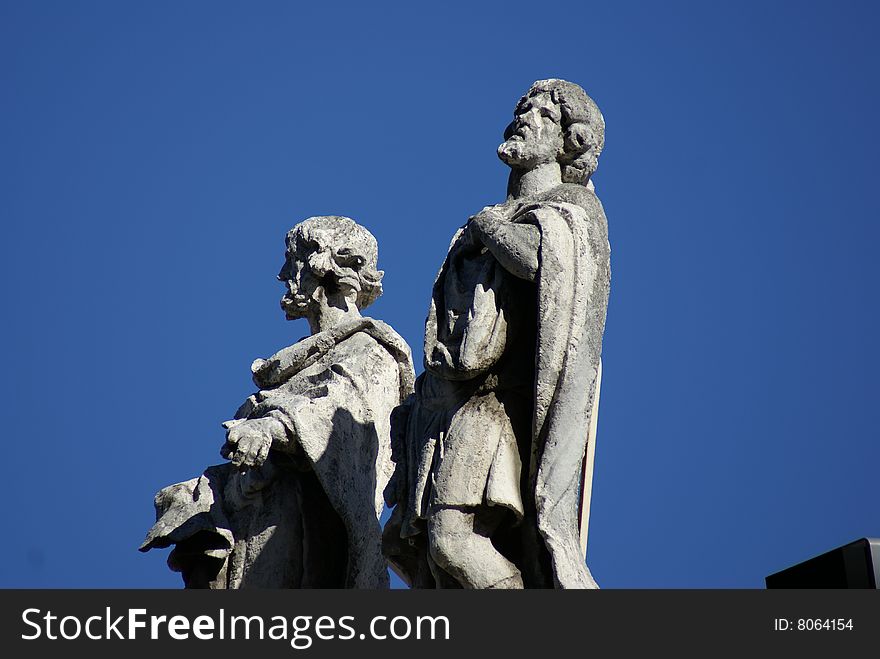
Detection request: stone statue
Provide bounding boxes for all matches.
[384,79,610,589]
[141,216,414,589]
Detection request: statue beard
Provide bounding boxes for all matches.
[280,272,361,320]
[498,136,527,166]
[498,135,552,169]
[280,270,317,320]
[280,290,309,320]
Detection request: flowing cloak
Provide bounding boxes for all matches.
[141,317,414,589]
[393,190,610,589]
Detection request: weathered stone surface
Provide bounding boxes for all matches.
[142,216,414,589]
[384,79,610,589]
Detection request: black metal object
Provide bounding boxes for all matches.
[766,537,880,588]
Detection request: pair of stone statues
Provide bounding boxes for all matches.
[141,79,611,589]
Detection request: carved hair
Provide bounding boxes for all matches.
[517,79,605,185]
[287,216,384,310]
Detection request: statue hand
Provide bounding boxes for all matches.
[469,205,508,235]
[221,417,286,469]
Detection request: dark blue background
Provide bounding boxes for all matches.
[2,0,877,588]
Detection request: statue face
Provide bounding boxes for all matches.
[498,91,564,169]
[278,224,366,319]
[278,244,310,321]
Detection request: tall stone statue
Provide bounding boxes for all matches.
[141,216,414,588]
[384,79,610,589]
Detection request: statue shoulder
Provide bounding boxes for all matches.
[539,183,599,213]
[337,327,383,354]
[337,321,411,369]
[536,183,607,231]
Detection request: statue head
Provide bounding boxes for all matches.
[278,216,383,320]
[497,79,605,185]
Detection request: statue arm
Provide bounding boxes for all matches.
[468,208,540,281]
[223,334,400,471]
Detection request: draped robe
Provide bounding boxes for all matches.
[141,318,414,589]
[388,185,610,588]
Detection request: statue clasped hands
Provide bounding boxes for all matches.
[468,203,510,240]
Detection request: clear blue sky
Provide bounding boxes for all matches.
[2,1,878,588]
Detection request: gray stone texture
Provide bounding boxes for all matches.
[142,216,414,589]
[384,79,610,589]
